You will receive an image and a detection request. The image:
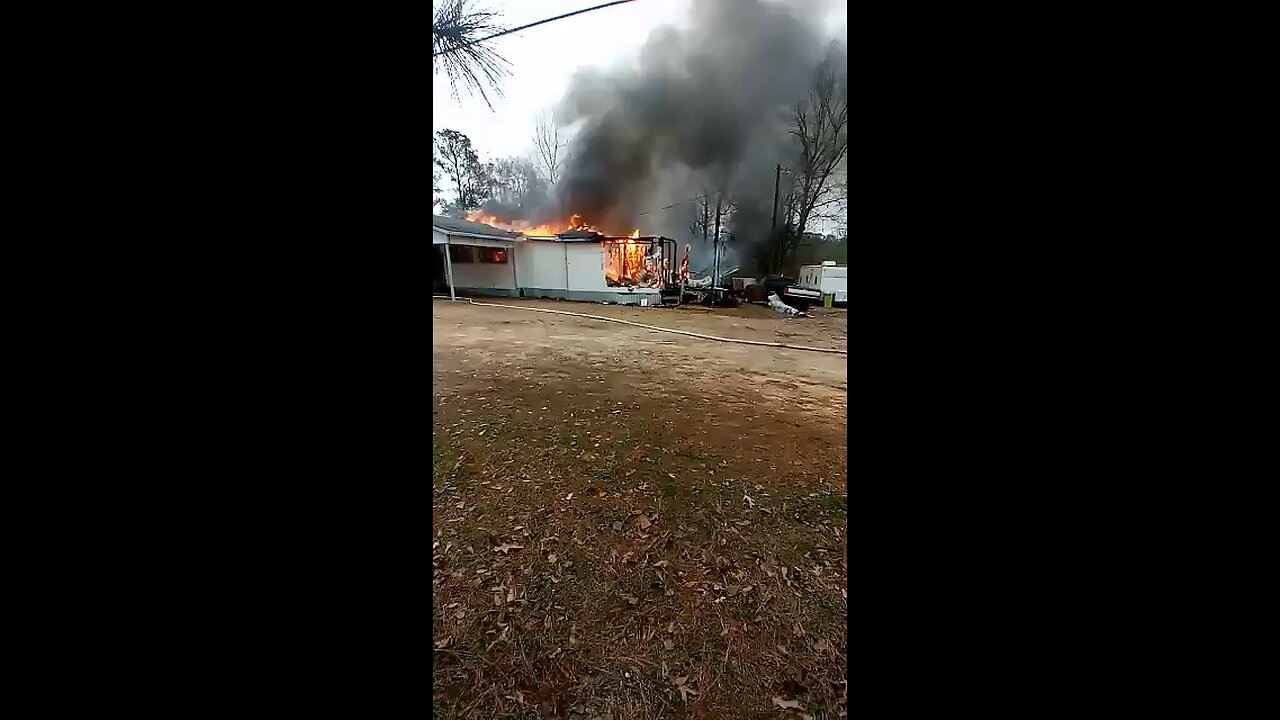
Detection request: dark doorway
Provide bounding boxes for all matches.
[432,245,449,295]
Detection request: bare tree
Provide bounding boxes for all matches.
[432,0,511,110]
[533,112,565,185]
[688,189,737,273]
[791,46,847,234]
[771,44,848,272]
[690,188,713,244]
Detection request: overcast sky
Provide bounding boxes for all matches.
[432,0,847,229]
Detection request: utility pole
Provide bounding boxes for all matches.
[771,164,782,274]
[711,193,723,294]
[771,164,781,231]
[701,191,710,245]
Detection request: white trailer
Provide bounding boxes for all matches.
[798,261,847,304]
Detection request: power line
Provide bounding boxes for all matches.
[635,193,711,217]
[433,0,639,58]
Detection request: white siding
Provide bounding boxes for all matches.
[823,275,847,299]
[799,265,848,301]
[566,243,606,290]
[449,253,515,289]
[433,229,448,245]
[515,242,567,288]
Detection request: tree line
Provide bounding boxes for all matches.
[432,111,563,219]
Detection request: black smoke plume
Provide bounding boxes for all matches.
[553,0,836,266]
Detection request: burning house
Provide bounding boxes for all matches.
[434,0,844,307]
[433,214,678,305]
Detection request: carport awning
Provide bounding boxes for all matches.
[432,233,515,248]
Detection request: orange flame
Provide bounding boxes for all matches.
[519,224,560,237]
[464,211,638,238]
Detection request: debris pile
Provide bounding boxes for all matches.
[767,292,810,317]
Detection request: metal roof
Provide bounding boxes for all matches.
[431,215,521,240]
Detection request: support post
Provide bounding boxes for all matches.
[444,238,456,301]
[510,241,519,297]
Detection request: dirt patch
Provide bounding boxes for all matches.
[438,296,847,349]
[433,299,847,719]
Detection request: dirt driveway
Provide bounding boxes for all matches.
[433,298,848,718]
[435,298,846,420]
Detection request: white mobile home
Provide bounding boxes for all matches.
[433,215,674,306]
[798,261,847,304]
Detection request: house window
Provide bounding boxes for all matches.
[478,247,508,264]
[448,245,476,263]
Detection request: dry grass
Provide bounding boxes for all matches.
[433,365,847,719]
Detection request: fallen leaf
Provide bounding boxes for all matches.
[548,553,558,563]
[622,594,639,605]
[565,493,574,500]
[674,675,687,685]
[773,697,805,710]
[664,639,674,650]
[612,521,624,531]
[493,544,524,554]
[434,637,450,649]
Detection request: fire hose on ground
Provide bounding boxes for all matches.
[432,296,847,356]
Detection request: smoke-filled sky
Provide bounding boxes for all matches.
[432,0,847,245]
